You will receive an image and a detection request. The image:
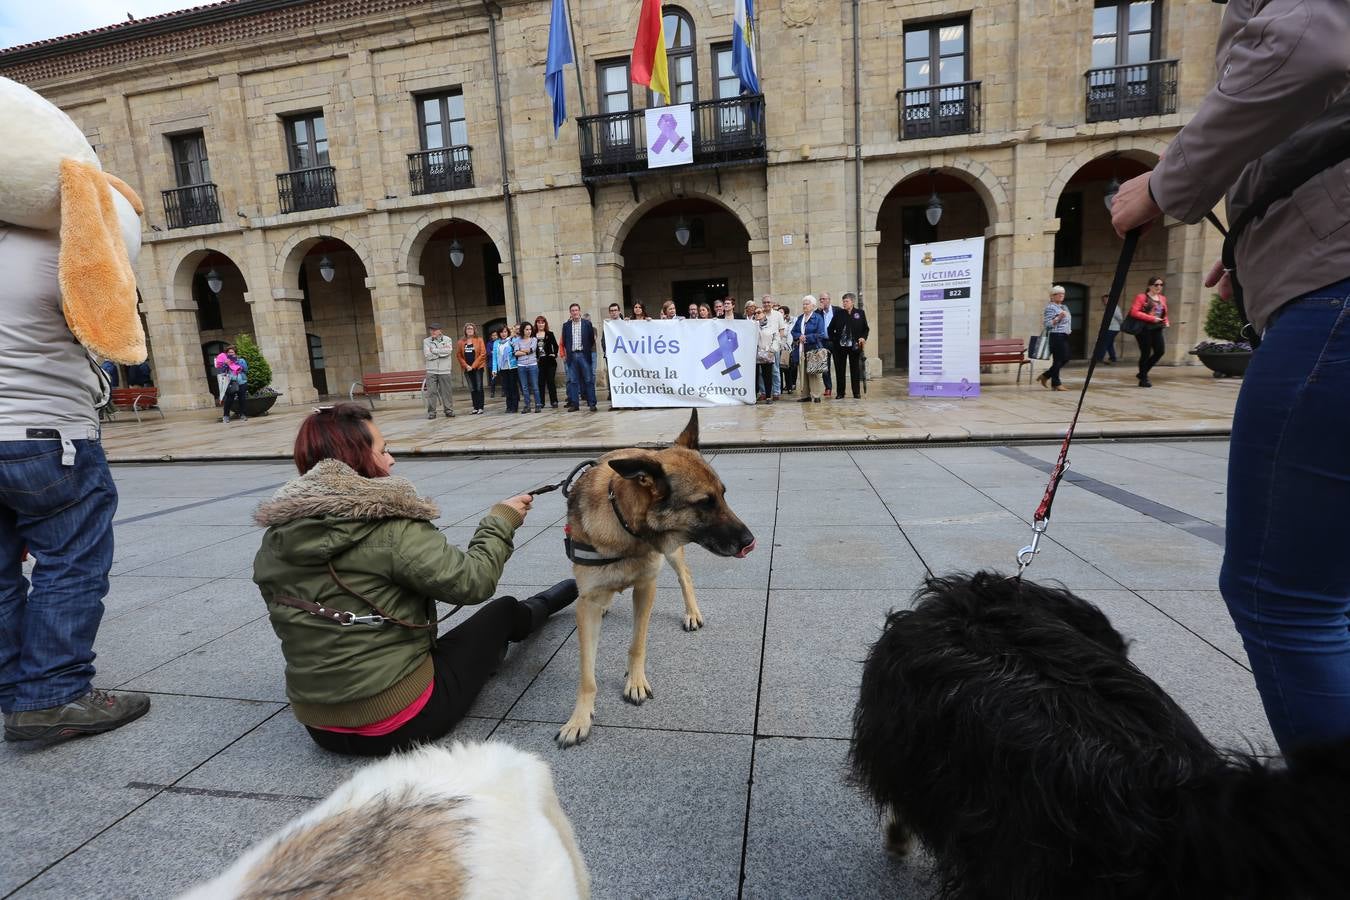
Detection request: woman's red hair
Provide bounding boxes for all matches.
[293,402,386,477]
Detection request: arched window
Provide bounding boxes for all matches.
[659,8,696,105]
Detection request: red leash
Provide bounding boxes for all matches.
[1017,228,1141,576]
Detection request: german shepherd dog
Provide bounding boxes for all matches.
[556,410,755,747]
[851,573,1350,899]
[180,742,590,899]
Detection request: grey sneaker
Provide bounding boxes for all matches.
[4,689,150,743]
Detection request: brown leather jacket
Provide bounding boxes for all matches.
[1149,0,1350,331]
[456,336,486,371]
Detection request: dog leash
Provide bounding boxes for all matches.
[1016,228,1141,578]
[528,459,597,498]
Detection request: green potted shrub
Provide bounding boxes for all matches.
[1190,294,1252,378]
[234,332,282,416]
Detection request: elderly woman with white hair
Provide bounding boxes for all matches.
[790,295,827,402]
[1037,285,1072,392]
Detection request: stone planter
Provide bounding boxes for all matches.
[242,392,281,417]
[1193,350,1251,378]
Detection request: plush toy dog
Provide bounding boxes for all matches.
[0,75,146,364]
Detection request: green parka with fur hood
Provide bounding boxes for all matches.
[252,459,523,728]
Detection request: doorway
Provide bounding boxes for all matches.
[671,278,729,310]
[1061,282,1089,359]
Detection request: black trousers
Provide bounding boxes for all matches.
[832,346,863,398]
[306,596,519,757]
[538,358,559,406]
[465,369,485,410]
[502,369,519,411]
[1045,333,1071,386]
[1135,329,1166,377]
[782,362,797,391]
[222,382,247,418]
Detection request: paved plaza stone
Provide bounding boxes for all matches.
[97,368,1238,462]
[1,437,1270,899]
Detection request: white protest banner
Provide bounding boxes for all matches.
[645,104,694,168]
[908,236,985,399]
[604,319,759,407]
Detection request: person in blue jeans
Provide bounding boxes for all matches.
[561,303,597,412]
[1,221,150,744]
[1111,1,1350,754]
[514,322,542,413]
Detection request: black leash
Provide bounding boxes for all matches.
[529,459,597,498]
[1016,228,1141,577]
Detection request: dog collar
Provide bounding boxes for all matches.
[563,524,625,567]
[608,488,648,541]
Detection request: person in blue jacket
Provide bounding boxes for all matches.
[790,295,826,403]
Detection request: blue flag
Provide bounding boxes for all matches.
[732,0,759,96]
[546,0,574,137]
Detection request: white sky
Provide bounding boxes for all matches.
[0,1,205,51]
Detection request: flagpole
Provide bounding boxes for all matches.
[563,0,588,117]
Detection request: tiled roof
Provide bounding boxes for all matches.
[0,1,241,55]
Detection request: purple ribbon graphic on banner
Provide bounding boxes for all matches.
[701,329,742,379]
[651,113,689,154]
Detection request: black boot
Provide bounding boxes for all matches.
[509,579,578,641]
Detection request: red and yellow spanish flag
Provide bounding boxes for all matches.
[631,0,671,104]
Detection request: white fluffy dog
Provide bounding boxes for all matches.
[181,742,589,899]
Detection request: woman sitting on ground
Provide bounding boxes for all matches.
[252,403,575,756]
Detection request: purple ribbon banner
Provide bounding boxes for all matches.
[701,328,742,379]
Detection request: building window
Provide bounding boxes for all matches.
[1054,193,1084,268]
[599,59,632,114]
[170,132,210,186]
[903,18,968,90]
[654,9,696,106]
[417,91,468,150]
[901,205,938,279]
[1092,1,1159,69]
[283,111,329,171]
[713,43,738,99]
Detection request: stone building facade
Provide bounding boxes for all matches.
[0,0,1226,410]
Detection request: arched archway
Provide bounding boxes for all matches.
[619,197,752,314]
[281,237,377,398]
[603,188,763,258]
[1052,152,1164,362]
[170,248,254,401]
[411,218,507,339]
[875,170,993,369]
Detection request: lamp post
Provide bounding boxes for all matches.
[925,170,943,228]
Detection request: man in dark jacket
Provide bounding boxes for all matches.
[1110,0,1350,755]
[827,292,869,400]
[561,303,597,412]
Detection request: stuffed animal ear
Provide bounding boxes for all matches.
[58,159,147,364]
[673,409,700,450]
[608,455,668,494]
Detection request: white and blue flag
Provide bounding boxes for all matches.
[732,0,759,96]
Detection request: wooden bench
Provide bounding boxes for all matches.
[108,386,164,423]
[350,371,426,408]
[979,338,1034,384]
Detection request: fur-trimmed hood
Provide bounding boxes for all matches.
[256,459,439,527]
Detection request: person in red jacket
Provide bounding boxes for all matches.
[1127,277,1169,387]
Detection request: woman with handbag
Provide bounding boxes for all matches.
[1036,286,1072,392]
[533,316,560,409]
[1125,277,1170,388]
[791,295,827,403]
[252,403,576,756]
[455,323,487,415]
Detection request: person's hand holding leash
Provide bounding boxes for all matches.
[1110,171,1162,238]
[502,493,534,520]
[1204,258,1234,302]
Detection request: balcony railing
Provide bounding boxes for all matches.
[578,94,766,179]
[161,182,221,229]
[898,81,982,140]
[1085,59,1178,123]
[408,146,474,195]
[277,165,338,214]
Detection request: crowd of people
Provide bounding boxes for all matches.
[422,291,871,416]
[1038,278,1171,392]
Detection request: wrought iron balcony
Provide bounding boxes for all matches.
[277,165,338,214]
[161,182,221,229]
[898,81,982,141]
[1085,59,1178,123]
[578,94,766,179]
[408,146,474,195]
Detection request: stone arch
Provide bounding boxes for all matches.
[866,157,1010,232]
[166,242,249,302]
[398,211,508,275]
[274,225,375,288]
[603,188,764,257]
[1043,137,1168,220]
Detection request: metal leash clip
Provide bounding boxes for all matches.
[1016,519,1049,577]
[338,612,385,627]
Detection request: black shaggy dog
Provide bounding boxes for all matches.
[851,572,1350,900]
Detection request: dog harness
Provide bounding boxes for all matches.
[539,459,652,567]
